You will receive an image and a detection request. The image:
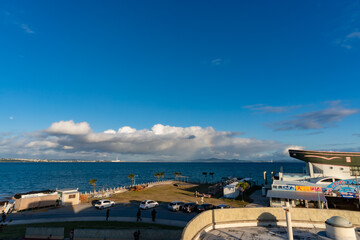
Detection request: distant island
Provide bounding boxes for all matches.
[0,157,291,163]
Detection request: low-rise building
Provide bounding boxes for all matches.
[57,189,80,206]
[223,182,239,199]
[267,180,327,209]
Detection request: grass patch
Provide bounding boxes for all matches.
[0,221,182,239]
[103,182,250,208]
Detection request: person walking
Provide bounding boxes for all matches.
[136,209,142,222]
[1,211,6,223]
[151,209,157,222]
[133,229,140,240]
[106,209,110,221]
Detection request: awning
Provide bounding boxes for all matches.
[267,190,327,202]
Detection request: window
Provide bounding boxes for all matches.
[69,194,76,199]
[320,179,333,183]
[350,166,360,176]
[340,168,344,170]
[272,198,281,203]
[330,167,333,169]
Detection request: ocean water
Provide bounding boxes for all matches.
[0,161,305,200]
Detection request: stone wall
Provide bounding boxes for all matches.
[181,207,360,240]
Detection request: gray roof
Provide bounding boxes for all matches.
[267,190,327,202]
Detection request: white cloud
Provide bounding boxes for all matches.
[63,145,74,150]
[9,116,14,120]
[347,32,360,39]
[211,58,222,65]
[282,145,304,155]
[244,104,298,113]
[1,121,286,161]
[20,24,34,34]
[339,31,360,49]
[46,120,91,135]
[26,141,58,149]
[118,126,136,134]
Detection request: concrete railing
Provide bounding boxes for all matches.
[181,207,360,240]
[82,180,175,199]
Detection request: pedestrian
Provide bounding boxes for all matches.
[133,229,140,240]
[151,209,157,222]
[201,196,204,204]
[106,208,110,221]
[136,209,142,222]
[70,229,74,240]
[1,211,6,223]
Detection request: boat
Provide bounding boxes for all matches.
[289,149,360,179]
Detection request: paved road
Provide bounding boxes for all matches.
[7,202,197,225]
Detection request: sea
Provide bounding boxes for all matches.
[0,161,305,201]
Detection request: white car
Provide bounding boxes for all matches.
[168,201,184,211]
[139,200,159,209]
[94,199,115,209]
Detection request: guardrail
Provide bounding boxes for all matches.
[81,180,175,198]
[181,207,360,240]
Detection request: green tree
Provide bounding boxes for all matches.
[174,172,182,181]
[236,181,250,201]
[154,172,160,181]
[89,179,97,192]
[202,172,208,183]
[160,172,165,180]
[128,173,135,185]
[209,172,214,183]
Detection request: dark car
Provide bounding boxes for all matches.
[197,203,216,212]
[216,204,231,209]
[182,202,198,213]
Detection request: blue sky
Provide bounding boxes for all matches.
[1,1,360,160]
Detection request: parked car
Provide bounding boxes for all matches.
[216,204,231,209]
[168,201,184,211]
[182,202,198,213]
[94,199,115,209]
[139,200,159,209]
[197,203,216,212]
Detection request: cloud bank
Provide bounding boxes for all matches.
[269,105,358,131]
[0,121,291,161]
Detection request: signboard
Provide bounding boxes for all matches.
[282,185,296,191]
[296,186,322,192]
[326,179,360,199]
[273,184,296,191]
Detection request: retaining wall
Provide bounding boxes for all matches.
[181,207,360,240]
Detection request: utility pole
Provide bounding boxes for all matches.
[283,201,294,240]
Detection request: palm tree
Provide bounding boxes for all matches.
[89,179,97,192]
[128,173,135,185]
[202,172,208,183]
[236,181,250,201]
[154,172,160,182]
[209,172,214,183]
[160,172,165,181]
